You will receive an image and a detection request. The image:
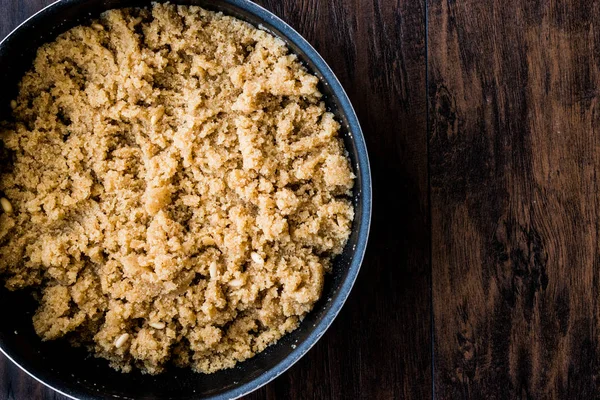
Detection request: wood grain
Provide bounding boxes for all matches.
[429,0,600,398]
[0,0,431,399]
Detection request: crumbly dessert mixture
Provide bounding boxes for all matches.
[0,3,354,374]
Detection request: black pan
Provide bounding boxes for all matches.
[0,1,372,398]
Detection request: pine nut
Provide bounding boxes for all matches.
[209,262,218,279]
[0,198,13,213]
[229,278,244,288]
[251,252,264,264]
[114,333,130,348]
[149,322,165,329]
[10,100,16,110]
[201,236,215,246]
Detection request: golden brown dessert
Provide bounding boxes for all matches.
[0,3,354,374]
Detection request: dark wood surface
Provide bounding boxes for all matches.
[429,0,600,398]
[4,0,600,399]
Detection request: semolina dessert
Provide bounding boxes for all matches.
[0,3,354,374]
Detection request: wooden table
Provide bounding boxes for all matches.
[2,0,599,398]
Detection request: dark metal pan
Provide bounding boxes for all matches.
[0,1,372,398]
